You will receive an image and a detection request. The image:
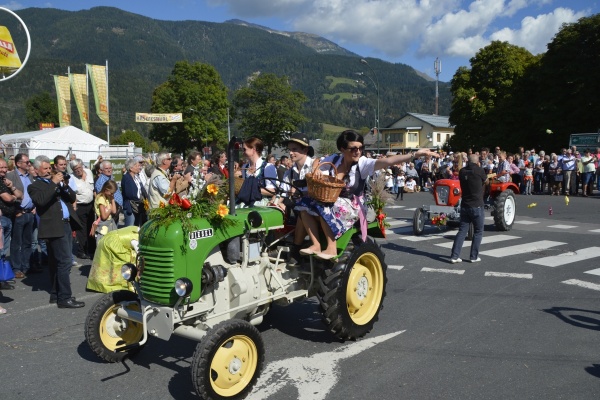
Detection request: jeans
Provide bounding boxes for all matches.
[0,216,12,259]
[534,172,544,193]
[31,219,48,265]
[47,221,74,302]
[123,209,135,227]
[10,212,34,272]
[392,180,398,194]
[451,206,485,261]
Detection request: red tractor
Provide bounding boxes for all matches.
[413,178,519,237]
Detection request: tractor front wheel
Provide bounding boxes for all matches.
[191,319,264,400]
[413,208,426,235]
[84,290,144,363]
[317,238,387,340]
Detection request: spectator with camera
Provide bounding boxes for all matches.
[147,152,181,209]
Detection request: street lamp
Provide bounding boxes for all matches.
[360,58,380,154]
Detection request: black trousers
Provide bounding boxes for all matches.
[47,222,74,302]
[75,201,95,257]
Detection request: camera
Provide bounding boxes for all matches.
[62,172,71,180]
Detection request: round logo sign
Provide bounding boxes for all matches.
[0,7,31,82]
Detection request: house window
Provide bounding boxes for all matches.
[408,133,418,142]
[437,133,441,142]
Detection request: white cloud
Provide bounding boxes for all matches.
[491,7,588,55]
[0,1,25,10]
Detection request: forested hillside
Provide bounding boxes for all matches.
[0,6,451,138]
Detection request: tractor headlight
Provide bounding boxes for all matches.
[453,188,460,195]
[121,263,138,282]
[175,278,193,297]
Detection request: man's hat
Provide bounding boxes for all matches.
[284,133,314,157]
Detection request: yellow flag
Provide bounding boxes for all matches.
[0,26,21,76]
[87,64,109,125]
[54,75,71,127]
[69,73,90,132]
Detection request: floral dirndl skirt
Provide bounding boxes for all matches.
[296,196,362,239]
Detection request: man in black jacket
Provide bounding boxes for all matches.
[28,155,84,308]
[450,154,487,263]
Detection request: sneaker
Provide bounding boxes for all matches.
[450,258,462,264]
[470,257,481,263]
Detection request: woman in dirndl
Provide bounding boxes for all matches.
[297,130,437,260]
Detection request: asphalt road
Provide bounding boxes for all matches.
[1,191,599,399]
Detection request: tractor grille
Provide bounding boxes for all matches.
[436,185,450,205]
[139,246,176,305]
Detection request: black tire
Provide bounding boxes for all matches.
[84,290,144,363]
[317,238,387,340]
[191,319,264,400]
[413,208,426,236]
[493,189,516,231]
[467,222,474,241]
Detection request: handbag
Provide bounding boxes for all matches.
[130,200,141,214]
[0,256,14,282]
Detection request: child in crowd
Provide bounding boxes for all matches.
[523,161,534,195]
[405,176,417,192]
[92,180,118,243]
[396,171,406,200]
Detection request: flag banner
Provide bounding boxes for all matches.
[135,113,182,123]
[87,64,109,125]
[70,73,90,132]
[0,26,21,75]
[54,75,71,127]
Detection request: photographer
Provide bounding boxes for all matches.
[147,152,182,209]
[170,155,192,196]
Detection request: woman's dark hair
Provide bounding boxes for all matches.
[336,130,364,151]
[244,137,264,155]
[212,151,226,165]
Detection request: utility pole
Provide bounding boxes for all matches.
[434,57,441,116]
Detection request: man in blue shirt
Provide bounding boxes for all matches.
[6,153,37,276]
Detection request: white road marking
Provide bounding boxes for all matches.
[0,293,102,318]
[514,220,540,225]
[547,224,577,229]
[384,226,413,236]
[485,216,493,220]
[562,279,600,292]
[387,219,410,227]
[248,330,406,400]
[400,231,457,242]
[589,229,600,233]
[584,268,600,276]
[484,272,533,279]
[421,267,465,275]
[479,240,565,257]
[404,207,417,211]
[434,234,520,249]
[386,205,405,209]
[527,247,600,267]
[388,265,404,271]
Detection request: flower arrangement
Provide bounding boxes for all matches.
[147,176,237,250]
[431,213,448,228]
[366,172,393,237]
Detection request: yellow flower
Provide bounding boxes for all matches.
[159,202,165,208]
[217,204,229,218]
[206,184,219,195]
[143,198,150,211]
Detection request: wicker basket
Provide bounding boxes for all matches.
[234,176,244,195]
[306,162,346,203]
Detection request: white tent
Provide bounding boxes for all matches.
[0,126,108,162]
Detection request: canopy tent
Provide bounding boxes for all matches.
[0,126,108,162]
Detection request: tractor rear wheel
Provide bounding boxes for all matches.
[317,238,387,340]
[493,189,516,231]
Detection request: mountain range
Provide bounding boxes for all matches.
[0,6,451,139]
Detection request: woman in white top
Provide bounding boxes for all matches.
[297,130,437,259]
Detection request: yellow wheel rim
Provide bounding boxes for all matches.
[98,303,143,351]
[210,335,259,397]
[346,252,384,325]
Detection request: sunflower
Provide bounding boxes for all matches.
[206,184,219,195]
[217,204,229,218]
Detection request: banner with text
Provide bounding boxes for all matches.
[54,75,71,127]
[135,113,182,123]
[69,73,90,132]
[87,64,109,125]
[0,26,21,74]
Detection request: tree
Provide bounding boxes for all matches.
[150,61,229,154]
[24,92,58,130]
[316,140,337,157]
[233,73,308,154]
[449,41,537,150]
[112,130,148,151]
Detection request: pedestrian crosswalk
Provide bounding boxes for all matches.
[379,216,600,291]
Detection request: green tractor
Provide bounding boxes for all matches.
[84,137,388,400]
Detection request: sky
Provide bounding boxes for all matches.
[2,0,599,81]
